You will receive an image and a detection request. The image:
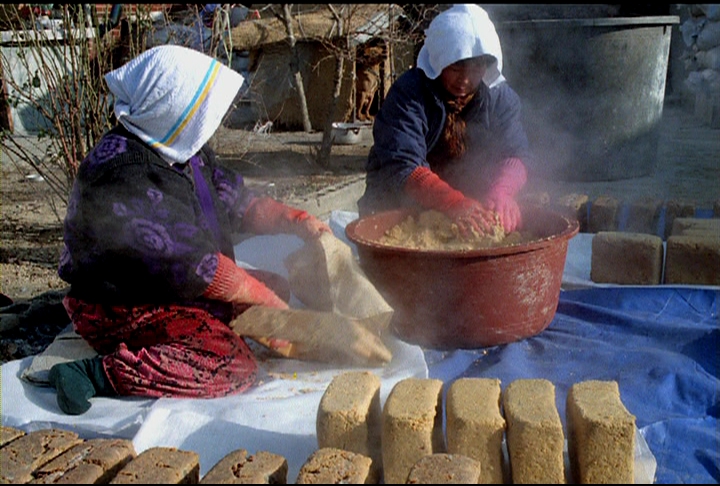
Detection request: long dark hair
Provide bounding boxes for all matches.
[426,85,476,170]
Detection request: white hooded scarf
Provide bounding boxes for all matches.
[105,45,244,165]
[416,4,505,88]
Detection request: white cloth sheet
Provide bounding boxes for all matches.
[0,212,426,482]
[3,210,703,481]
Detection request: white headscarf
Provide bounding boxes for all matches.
[105,45,244,165]
[416,4,505,88]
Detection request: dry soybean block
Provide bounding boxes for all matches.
[671,217,720,237]
[317,371,382,481]
[446,378,505,484]
[663,200,695,239]
[32,438,136,484]
[109,446,199,484]
[405,453,482,484]
[664,235,720,285]
[566,380,636,484]
[381,378,445,485]
[503,379,565,484]
[0,425,25,447]
[295,447,372,484]
[591,232,664,284]
[588,195,620,233]
[0,428,82,484]
[625,197,662,235]
[200,449,288,484]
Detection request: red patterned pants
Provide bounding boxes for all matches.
[62,296,257,399]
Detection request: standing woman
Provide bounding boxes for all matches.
[49,45,330,415]
[358,4,532,235]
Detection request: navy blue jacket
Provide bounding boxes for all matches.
[358,67,531,215]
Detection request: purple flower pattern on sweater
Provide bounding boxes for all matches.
[88,134,127,166]
[113,202,128,217]
[59,127,258,305]
[130,218,174,256]
[197,253,218,284]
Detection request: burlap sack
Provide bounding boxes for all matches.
[283,232,393,319]
[229,306,393,366]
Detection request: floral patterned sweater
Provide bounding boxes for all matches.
[58,125,257,321]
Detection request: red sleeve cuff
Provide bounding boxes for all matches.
[404,166,465,211]
[243,196,308,235]
[203,253,242,301]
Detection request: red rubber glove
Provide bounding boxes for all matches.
[203,253,288,310]
[405,166,495,236]
[482,157,527,232]
[243,196,331,240]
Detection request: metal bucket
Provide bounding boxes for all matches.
[497,16,680,181]
[330,122,371,145]
[345,206,579,349]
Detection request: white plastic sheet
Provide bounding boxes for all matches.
[1,214,427,482]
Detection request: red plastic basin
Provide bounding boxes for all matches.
[345,206,579,349]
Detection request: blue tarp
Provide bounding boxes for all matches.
[426,287,719,484]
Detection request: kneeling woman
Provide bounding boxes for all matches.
[49,45,330,415]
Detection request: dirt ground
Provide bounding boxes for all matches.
[0,126,370,302]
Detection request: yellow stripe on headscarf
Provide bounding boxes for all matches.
[150,60,222,149]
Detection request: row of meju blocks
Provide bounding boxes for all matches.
[521,192,720,286]
[0,426,292,484]
[317,372,636,484]
[0,374,635,484]
[522,192,720,239]
[591,217,720,285]
[0,425,389,484]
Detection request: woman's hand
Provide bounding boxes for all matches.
[483,157,527,232]
[229,272,289,310]
[482,191,522,232]
[445,197,496,237]
[243,196,331,240]
[203,254,289,310]
[253,336,294,355]
[405,166,494,236]
[291,211,332,240]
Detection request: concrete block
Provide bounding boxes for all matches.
[695,92,720,129]
[694,92,706,121]
[708,94,720,129]
[663,200,696,240]
[589,195,620,233]
[671,217,720,238]
[664,235,720,285]
[625,197,662,235]
[680,90,695,112]
[591,232,664,285]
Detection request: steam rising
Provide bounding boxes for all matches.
[491,9,675,183]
